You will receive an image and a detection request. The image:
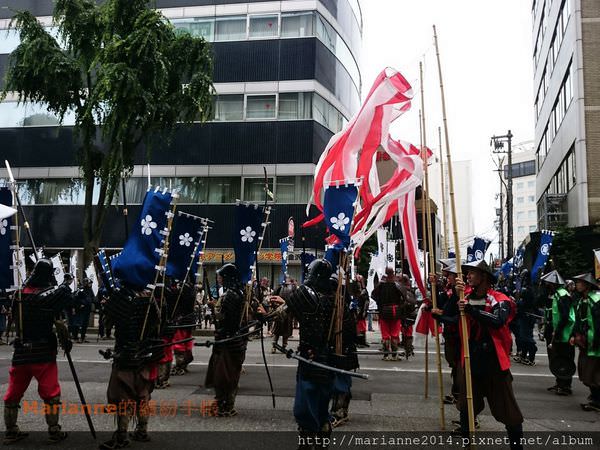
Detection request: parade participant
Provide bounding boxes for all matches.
[398,274,417,357]
[3,259,73,444]
[155,281,176,390]
[73,278,94,343]
[371,268,407,360]
[571,273,600,412]
[270,276,296,353]
[100,286,163,449]
[171,278,197,376]
[456,260,523,449]
[514,270,537,366]
[352,275,370,348]
[540,270,576,396]
[285,259,336,445]
[205,263,248,417]
[329,275,360,429]
[431,265,460,404]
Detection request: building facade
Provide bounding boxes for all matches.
[0,0,363,281]
[532,0,600,229]
[501,146,537,249]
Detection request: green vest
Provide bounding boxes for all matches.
[585,292,600,357]
[551,287,575,343]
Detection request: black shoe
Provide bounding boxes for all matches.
[547,385,559,392]
[555,387,572,396]
[48,430,68,443]
[3,430,29,445]
[130,430,150,442]
[581,402,600,412]
[99,432,130,449]
[443,395,456,405]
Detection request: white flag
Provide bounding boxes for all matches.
[85,263,99,296]
[417,249,428,286]
[69,251,78,291]
[366,254,377,296]
[12,248,26,290]
[50,254,65,285]
[385,240,396,269]
[28,248,45,263]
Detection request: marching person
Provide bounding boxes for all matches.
[270,276,296,353]
[100,286,163,449]
[541,270,576,396]
[514,270,537,366]
[371,268,406,360]
[171,277,197,376]
[571,273,600,412]
[73,278,94,343]
[284,259,336,445]
[3,259,73,444]
[398,274,417,357]
[351,275,370,348]
[205,264,248,417]
[456,260,524,450]
[431,265,460,404]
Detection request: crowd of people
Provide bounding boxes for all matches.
[1,254,598,449]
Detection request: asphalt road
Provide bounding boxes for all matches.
[0,330,597,449]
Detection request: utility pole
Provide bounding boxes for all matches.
[491,130,513,259]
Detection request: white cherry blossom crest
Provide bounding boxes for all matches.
[141,215,157,236]
[0,219,7,236]
[330,212,350,232]
[179,232,193,247]
[240,226,256,243]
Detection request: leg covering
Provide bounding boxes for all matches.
[506,424,524,450]
[44,396,67,443]
[3,403,28,444]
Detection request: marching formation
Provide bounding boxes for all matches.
[1,46,599,450]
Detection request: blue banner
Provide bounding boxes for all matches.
[166,212,204,281]
[279,237,289,284]
[513,245,525,271]
[112,189,173,289]
[0,188,13,289]
[500,258,513,277]
[448,251,455,259]
[472,237,490,261]
[234,204,264,284]
[532,230,554,282]
[323,184,358,249]
[466,246,474,263]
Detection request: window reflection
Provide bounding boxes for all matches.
[243,178,274,202]
[249,15,278,39]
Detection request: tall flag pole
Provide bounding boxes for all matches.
[419,108,430,400]
[420,61,446,428]
[438,126,450,258]
[434,24,476,438]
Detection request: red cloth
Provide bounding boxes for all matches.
[3,362,61,403]
[459,289,515,371]
[379,318,401,340]
[401,323,413,337]
[159,336,174,363]
[356,318,367,334]
[173,329,194,352]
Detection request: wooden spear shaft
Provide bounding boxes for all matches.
[438,126,450,259]
[433,24,476,438]
[418,108,429,399]
[419,61,446,429]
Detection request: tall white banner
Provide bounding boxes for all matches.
[69,251,78,291]
[50,254,65,285]
[12,248,26,290]
[85,263,99,296]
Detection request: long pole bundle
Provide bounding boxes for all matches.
[438,127,449,258]
[419,61,446,429]
[433,24,476,437]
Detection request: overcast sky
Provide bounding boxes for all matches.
[359,0,534,253]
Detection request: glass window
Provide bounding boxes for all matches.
[529,225,537,232]
[175,177,209,203]
[518,226,525,234]
[517,197,524,204]
[528,210,536,219]
[528,181,535,188]
[208,177,240,203]
[0,102,24,128]
[215,16,246,41]
[281,12,314,38]
[278,93,312,120]
[173,18,215,41]
[17,178,86,205]
[528,195,535,202]
[214,95,243,121]
[246,95,276,119]
[243,177,274,202]
[276,176,312,203]
[249,15,278,39]
[0,28,20,54]
[517,182,524,190]
[517,211,525,220]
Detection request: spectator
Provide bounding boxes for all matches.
[73,278,94,343]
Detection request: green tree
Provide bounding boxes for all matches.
[550,226,588,278]
[2,0,213,264]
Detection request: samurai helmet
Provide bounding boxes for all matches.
[573,273,600,289]
[305,259,333,294]
[216,263,242,290]
[24,259,56,289]
[461,259,497,283]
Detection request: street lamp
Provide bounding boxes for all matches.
[491,130,513,260]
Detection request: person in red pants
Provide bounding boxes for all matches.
[371,268,406,360]
[3,259,73,444]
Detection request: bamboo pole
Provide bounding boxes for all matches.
[419,61,446,429]
[418,108,429,399]
[433,24,476,439]
[438,127,449,259]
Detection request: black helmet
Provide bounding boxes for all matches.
[216,263,242,290]
[24,259,56,288]
[305,259,333,293]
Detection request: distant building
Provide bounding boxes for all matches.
[532,0,600,228]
